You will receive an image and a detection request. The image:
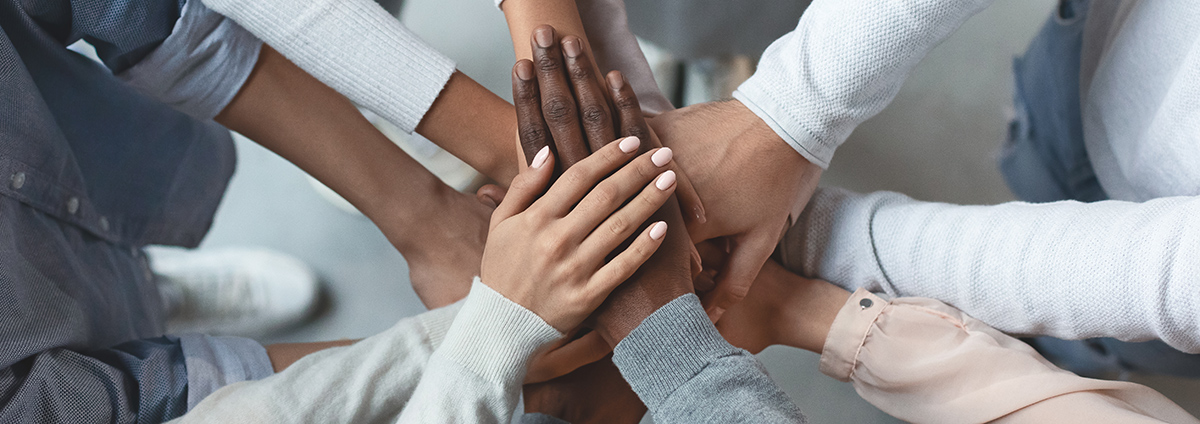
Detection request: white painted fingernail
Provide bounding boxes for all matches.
[619,136,640,153]
[656,170,676,190]
[651,147,672,167]
[530,146,550,169]
[649,221,667,240]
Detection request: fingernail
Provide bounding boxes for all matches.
[562,38,581,58]
[649,221,667,240]
[534,27,553,48]
[651,147,673,167]
[656,170,676,190]
[618,136,640,153]
[530,146,550,169]
[693,206,707,224]
[516,61,533,81]
[606,72,624,89]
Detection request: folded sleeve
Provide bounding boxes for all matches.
[733,0,993,168]
[821,290,1199,423]
[782,187,1200,353]
[612,294,805,423]
[118,0,263,120]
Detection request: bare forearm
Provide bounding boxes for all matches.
[416,71,520,184]
[762,263,849,354]
[215,45,449,249]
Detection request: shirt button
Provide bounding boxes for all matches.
[66,197,79,214]
[99,216,109,231]
[10,172,25,189]
[859,298,874,310]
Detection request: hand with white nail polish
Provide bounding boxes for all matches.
[481,138,678,332]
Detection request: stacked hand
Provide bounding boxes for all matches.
[649,101,823,321]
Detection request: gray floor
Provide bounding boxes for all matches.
[197,0,1200,421]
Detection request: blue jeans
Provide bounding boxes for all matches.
[1002,0,1200,379]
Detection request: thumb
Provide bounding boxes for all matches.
[701,234,774,322]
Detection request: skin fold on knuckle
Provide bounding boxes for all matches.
[580,105,608,127]
[542,96,575,121]
[535,53,561,72]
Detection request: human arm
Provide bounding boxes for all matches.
[649,0,999,319]
[198,0,521,184]
[717,258,1198,423]
[399,132,677,422]
[780,187,1200,353]
[213,44,489,308]
[170,302,463,424]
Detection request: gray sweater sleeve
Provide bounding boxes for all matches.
[612,294,806,423]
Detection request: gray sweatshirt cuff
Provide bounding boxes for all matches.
[611,293,742,409]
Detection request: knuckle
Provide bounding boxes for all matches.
[592,183,620,207]
[605,215,629,236]
[543,97,574,121]
[535,54,561,71]
[580,105,608,126]
[519,126,547,144]
[614,94,639,110]
[560,166,588,187]
[569,64,591,81]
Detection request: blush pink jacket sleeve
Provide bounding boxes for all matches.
[820,289,1199,424]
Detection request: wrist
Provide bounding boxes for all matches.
[374,181,460,255]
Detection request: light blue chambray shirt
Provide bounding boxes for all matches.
[0,0,272,421]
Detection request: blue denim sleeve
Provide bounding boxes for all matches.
[0,336,189,424]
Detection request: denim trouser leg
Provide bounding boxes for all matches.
[1003,0,1200,379]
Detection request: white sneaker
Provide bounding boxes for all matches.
[152,247,321,338]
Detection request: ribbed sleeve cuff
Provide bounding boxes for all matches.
[416,299,465,350]
[178,334,274,410]
[733,85,832,169]
[818,289,888,382]
[435,279,563,383]
[201,0,455,132]
[611,293,742,409]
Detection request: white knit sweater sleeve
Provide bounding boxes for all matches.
[733,0,993,168]
[396,279,563,423]
[170,301,464,424]
[781,187,1200,353]
[200,0,455,133]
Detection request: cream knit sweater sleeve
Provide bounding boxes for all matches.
[396,279,563,423]
[734,0,994,168]
[780,187,1200,353]
[171,301,463,424]
[200,0,455,133]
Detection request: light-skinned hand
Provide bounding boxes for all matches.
[481,136,678,332]
[648,100,824,321]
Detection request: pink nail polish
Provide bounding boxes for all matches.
[530,146,550,169]
[651,147,673,167]
[618,136,640,153]
[656,170,676,190]
[649,221,667,240]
